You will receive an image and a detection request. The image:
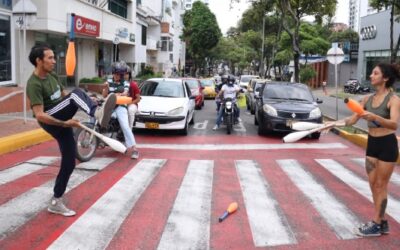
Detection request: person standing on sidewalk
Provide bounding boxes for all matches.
[322,80,328,95]
[26,44,116,216]
[326,63,400,236]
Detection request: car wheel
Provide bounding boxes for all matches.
[180,119,189,135]
[189,112,195,125]
[250,105,255,115]
[257,123,266,136]
[310,132,321,139]
[202,100,205,107]
[254,114,259,125]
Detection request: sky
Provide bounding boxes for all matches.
[209,0,350,35]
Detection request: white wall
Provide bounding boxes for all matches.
[77,39,97,79]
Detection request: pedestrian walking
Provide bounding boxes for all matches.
[322,80,328,95]
[325,63,400,237]
[26,44,116,216]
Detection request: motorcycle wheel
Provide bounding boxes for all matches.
[226,114,232,134]
[75,123,98,162]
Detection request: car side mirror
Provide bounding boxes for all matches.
[316,98,323,104]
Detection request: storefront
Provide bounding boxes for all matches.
[0,1,14,86]
[357,9,400,84]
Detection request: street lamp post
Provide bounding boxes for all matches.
[326,43,344,120]
[13,0,37,124]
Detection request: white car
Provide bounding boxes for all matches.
[134,78,196,135]
[239,75,260,89]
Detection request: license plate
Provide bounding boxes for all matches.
[145,122,159,129]
[286,119,296,128]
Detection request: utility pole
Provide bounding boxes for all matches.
[260,14,265,77]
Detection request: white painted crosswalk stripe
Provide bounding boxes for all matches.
[157,160,214,250]
[0,158,114,240]
[138,142,347,151]
[0,156,59,185]
[235,160,296,247]
[316,159,400,223]
[75,157,116,171]
[48,159,166,250]
[352,158,400,185]
[278,159,360,240]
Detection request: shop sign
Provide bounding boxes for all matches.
[129,33,135,42]
[0,0,12,10]
[360,25,377,40]
[116,27,129,38]
[74,15,100,37]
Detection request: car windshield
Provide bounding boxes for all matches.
[186,79,199,89]
[140,80,185,98]
[200,79,214,87]
[263,84,314,102]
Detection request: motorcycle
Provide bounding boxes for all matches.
[222,97,236,134]
[74,115,124,162]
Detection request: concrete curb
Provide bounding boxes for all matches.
[0,128,53,155]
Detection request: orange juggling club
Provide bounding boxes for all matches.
[344,98,364,114]
[66,13,76,76]
[219,202,238,222]
[344,98,380,127]
[116,96,133,105]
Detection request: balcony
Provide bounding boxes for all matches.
[146,38,158,51]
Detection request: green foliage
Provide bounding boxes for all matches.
[299,65,316,83]
[137,65,155,77]
[79,76,105,84]
[183,1,221,67]
[329,29,359,43]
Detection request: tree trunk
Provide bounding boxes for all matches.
[293,17,301,83]
[390,4,395,63]
[395,33,400,62]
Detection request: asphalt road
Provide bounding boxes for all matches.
[1,99,400,249]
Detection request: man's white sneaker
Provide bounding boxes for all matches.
[48,197,76,217]
[213,125,219,130]
[95,93,116,128]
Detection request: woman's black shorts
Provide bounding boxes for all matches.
[366,133,399,162]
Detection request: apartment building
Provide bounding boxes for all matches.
[3,0,186,87]
[184,0,208,10]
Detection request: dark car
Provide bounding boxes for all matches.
[254,82,323,138]
[245,79,269,115]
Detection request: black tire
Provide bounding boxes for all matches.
[180,117,189,135]
[226,119,232,134]
[257,124,265,135]
[310,132,321,139]
[250,105,255,115]
[202,100,205,107]
[75,123,98,162]
[254,114,259,125]
[189,112,195,125]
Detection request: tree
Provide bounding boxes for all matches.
[276,0,336,82]
[182,1,222,75]
[369,0,400,63]
[328,29,359,43]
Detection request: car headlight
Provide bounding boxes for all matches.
[309,108,322,119]
[168,107,184,116]
[263,104,278,117]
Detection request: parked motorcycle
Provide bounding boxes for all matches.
[344,79,370,94]
[74,115,124,162]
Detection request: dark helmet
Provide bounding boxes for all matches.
[221,74,228,83]
[111,61,127,74]
[227,75,235,85]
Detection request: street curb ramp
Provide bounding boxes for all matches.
[0,129,53,155]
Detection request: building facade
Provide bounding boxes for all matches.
[3,0,186,88]
[349,0,376,32]
[184,0,208,10]
[357,9,400,84]
[0,0,15,86]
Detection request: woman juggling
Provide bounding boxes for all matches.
[328,63,400,237]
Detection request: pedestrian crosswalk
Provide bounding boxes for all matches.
[0,156,399,249]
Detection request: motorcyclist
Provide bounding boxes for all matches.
[103,61,139,159]
[213,75,241,130]
[215,74,228,111]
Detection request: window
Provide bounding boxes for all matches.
[137,0,141,6]
[161,37,168,51]
[169,40,173,51]
[0,14,11,83]
[169,53,173,62]
[109,0,128,18]
[142,25,147,45]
